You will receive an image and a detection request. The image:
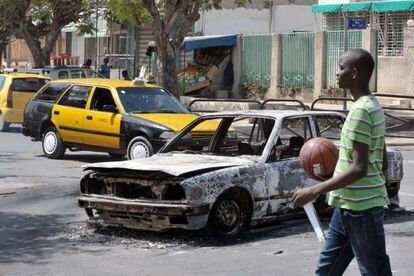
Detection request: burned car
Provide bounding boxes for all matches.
[77,110,403,234]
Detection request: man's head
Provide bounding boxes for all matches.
[85,59,92,66]
[122,70,129,78]
[336,49,374,89]
[103,57,109,64]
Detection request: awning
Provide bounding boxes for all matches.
[313,1,414,13]
[312,4,342,13]
[372,1,414,12]
[182,35,237,51]
[342,2,372,12]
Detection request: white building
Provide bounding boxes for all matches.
[194,0,318,35]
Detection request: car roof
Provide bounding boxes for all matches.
[198,109,345,119]
[50,78,161,89]
[1,73,50,79]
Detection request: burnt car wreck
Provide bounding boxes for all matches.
[78,110,404,234]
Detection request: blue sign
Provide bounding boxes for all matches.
[348,18,366,29]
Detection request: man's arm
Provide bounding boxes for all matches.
[292,140,369,207]
[382,143,388,175]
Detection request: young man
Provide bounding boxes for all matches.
[292,49,392,276]
[99,57,111,78]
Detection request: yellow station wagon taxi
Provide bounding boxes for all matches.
[0,73,50,131]
[22,79,218,159]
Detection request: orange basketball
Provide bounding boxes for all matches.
[299,137,339,180]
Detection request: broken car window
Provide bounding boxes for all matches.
[314,115,344,140]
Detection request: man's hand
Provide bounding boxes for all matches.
[292,187,318,207]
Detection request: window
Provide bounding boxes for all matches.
[70,70,85,79]
[0,76,6,90]
[117,87,188,114]
[269,117,311,161]
[314,115,344,140]
[35,83,71,103]
[90,88,116,111]
[12,78,48,93]
[58,86,91,109]
[164,116,275,159]
[58,71,69,79]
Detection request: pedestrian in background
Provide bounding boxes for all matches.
[82,59,92,69]
[292,49,392,276]
[99,57,110,78]
[122,70,130,81]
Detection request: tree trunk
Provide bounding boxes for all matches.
[0,42,7,71]
[31,50,51,67]
[156,36,180,97]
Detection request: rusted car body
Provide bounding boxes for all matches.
[78,110,404,234]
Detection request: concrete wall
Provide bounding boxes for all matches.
[194,8,271,35]
[194,5,317,35]
[377,57,405,94]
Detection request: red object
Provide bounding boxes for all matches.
[6,85,13,108]
[299,137,339,180]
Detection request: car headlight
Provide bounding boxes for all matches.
[159,131,176,140]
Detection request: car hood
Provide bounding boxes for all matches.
[133,113,197,132]
[83,153,256,176]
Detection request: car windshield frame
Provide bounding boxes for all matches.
[159,114,278,162]
[116,86,189,114]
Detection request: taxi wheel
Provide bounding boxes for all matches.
[0,113,10,132]
[42,127,66,159]
[127,136,153,160]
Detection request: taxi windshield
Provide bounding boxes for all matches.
[117,87,189,114]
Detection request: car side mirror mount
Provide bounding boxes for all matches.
[102,104,118,113]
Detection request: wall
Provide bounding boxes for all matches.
[194,8,271,35]
[377,56,405,93]
[272,5,318,33]
[194,5,317,35]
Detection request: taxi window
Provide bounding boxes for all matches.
[58,71,69,79]
[35,83,71,103]
[0,76,5,90]
[58,85,92,109]
[12,78,48,93]
[70,70,85,78]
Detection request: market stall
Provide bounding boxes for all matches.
[179,35,237,97]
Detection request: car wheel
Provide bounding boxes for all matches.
[108,152,125,160]
[0,113,10,132]
[127,136,154,160]
[42,127,66,159]
[208,193,250,235]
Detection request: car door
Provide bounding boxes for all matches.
[52,85,92,144]
[264,116,316,216]
[82,87,122,149]
[10,77,48,110]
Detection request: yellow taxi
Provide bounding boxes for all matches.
[22,78,218,159]
[0,73,50,131]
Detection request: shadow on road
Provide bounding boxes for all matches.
[66,210,414,250]
[0,212,99,264]
[34,153,122,163]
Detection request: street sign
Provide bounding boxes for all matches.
[348,18,366,30]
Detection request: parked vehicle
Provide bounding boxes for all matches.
[77,110,403,234]
[18,66,104,80]
[0,73,50,131]
[22,79,218,159]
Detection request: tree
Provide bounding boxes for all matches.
[12,0,94,67]
[106,0,251,96]
[0,0,22,69]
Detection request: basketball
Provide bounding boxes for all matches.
[299,137,339,180]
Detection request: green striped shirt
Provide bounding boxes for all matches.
[328,95,389,210]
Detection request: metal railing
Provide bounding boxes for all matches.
[311,94,414,139]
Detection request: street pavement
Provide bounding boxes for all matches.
[0,126,414,276]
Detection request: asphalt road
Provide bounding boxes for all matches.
[1,126,414,276]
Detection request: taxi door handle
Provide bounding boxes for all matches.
[54,110,60,115]
[86,115,93,120]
